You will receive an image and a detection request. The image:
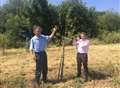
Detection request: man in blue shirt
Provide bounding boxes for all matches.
[29,25,57,85]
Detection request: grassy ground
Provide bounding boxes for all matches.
[0,44,120,88]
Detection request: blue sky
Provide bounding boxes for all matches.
[48,0,120,13]
[0,0,120,13]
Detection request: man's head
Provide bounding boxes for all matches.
[76,36,80,41]
[80,32,87,39]
[33,26,43,36]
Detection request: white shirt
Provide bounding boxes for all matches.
[73,39,90,53]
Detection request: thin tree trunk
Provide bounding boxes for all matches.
[2,45,5,55]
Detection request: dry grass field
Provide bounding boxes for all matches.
[0,44,120,88]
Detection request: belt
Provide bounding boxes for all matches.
[35,51,45,53]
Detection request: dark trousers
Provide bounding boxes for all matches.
[76,53,88,80]
[35,51,48,82]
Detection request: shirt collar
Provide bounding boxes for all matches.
[34,35,44,39]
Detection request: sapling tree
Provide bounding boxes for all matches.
[0,34,9,55]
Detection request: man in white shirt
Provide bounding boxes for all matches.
[73,33,90,82]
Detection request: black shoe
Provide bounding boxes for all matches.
[43,79,48,83]
[42,76,47,83]
[84,78,88,82]
[32,80,40,88]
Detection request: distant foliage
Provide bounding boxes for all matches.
[97,12,120,32]
[97,12,120,43]
[99,31,120,43]
[0,0,120,48]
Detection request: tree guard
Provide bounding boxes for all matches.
[58,12,65,80]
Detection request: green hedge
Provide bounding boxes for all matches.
[99,31,120,43]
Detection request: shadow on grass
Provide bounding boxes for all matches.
[88,69,111,80]
[47,76,76,84]
[48,69,111,84]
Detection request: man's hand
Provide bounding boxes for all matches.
[29,51,36,61]
[31,54,36,61]
[49,25,58,38]
[53,25,58,32]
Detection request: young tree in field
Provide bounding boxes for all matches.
[0,34,8,55]
[59,1,98,38]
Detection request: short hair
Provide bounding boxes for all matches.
[33,25,43,31]
[79,32,87,38]
[80,32,86,35]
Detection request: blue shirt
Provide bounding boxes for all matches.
[30,35,51,52]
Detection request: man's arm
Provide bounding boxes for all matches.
[29,39,36,60]
[80,40,90,47]
[72,39,78,46]
[29,50,36,60]
[49,25,58,38]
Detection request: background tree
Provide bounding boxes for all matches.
[0,34,9,55]
[0,0,31,47]
[58,1,98,38]
[5,14,30,47]
[97,11,120,33]
[97,11,120,43]
[27,0,55,34]
[0,0,120,48]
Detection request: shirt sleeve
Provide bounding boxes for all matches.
[73,40,79,46]
[44,35,52,42]
[29,38,34,51]
[81,40,90,47]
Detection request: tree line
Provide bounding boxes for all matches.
[0,0,120,49]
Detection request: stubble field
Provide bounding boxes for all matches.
[0,44,120,88]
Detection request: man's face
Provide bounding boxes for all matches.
[80,34,86,39]
[34,27,42,36]
[76,37,80,41]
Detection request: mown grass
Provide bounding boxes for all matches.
[0,44,120,88]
